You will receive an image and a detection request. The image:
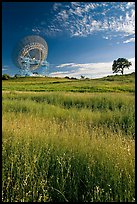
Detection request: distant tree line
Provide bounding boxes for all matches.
[65,76,78,80]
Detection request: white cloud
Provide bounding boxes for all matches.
[123,37,135,44]
[66,3,134,40]
[2,65,9,71]
[53,3,62,11]
[49,57,135,79]
[32,2,135,43]
[56,63,75,68]
[32,28,41,33]
[126,2,135,9]
[50,71,70,76]
[58,10,69,21]
[2,68,8,71]
[103,36,109,40]
[71,2,80,8]
[128,57,135,69]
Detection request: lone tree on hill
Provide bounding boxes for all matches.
[112,58,132,75]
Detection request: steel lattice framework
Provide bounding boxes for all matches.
[12,35,48,71]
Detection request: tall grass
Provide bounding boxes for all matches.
[2,91,135,202]
[2,92,135,137]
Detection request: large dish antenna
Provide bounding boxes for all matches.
[12,35,48,72]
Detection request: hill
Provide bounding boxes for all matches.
[2,72,135,93]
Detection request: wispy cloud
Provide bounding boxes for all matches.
[48,57,135,79]
[2,68,8,71]
[56,63,75,68]
[53,3,62,11]
[123,37,135,44]
[126,2,135,9]
[32,2,135,43]
[2,65,9,71]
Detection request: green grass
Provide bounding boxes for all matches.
[2,72,135,93]
[2,73,135,202]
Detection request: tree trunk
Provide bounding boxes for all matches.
[121,69,123,75]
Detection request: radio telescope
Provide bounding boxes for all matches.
[12,35,48,75]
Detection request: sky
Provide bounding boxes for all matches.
[2,2,135,78]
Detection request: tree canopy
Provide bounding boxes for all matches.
[112,58,132,75]
[2,74,10,80]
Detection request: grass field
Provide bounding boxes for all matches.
[2,73,135,202]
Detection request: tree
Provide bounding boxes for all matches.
[112,58,132,75]
[2,74,10,80]
[14,74,21,78]
[80,75,85,79]
[65,76,70,79]
[33,72,38,75]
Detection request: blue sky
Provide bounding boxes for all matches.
[2,2,135,78]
